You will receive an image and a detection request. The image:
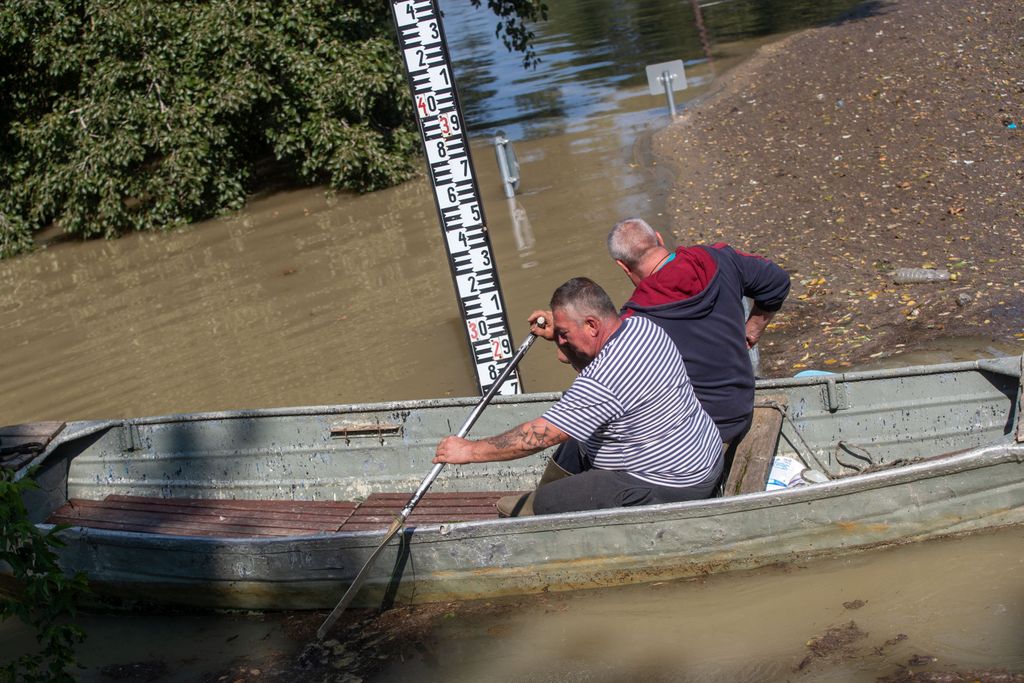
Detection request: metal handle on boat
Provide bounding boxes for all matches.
[316,318,545,640]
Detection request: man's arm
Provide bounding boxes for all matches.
[745,304,776,349]
[711,244,789,348]
[714,244,790,311]
[433,417,569,465]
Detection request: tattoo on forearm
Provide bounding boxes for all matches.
[486,431,519,450]
[484,420,563,455]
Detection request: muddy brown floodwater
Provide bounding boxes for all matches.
[0,28,796,424]
[355,528,1024,683]
[1,525,1020,681]
[0,131,631,422]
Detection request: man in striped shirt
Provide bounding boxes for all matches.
[434,277,723,515]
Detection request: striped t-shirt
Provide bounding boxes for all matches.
[542,315,722,487]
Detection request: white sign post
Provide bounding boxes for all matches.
[645,60,688,118]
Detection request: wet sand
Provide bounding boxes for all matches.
[652,0,1024,373]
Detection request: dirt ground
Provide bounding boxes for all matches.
[652,0,1024,374]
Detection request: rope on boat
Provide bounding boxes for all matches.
[756,401,928,480]
[834,441,875,472]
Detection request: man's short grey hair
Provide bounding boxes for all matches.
[607,218,660,271]
[550,277,618,321]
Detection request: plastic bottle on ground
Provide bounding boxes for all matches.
[892,267,950,284]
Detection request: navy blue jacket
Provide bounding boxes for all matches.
[622,244,790,442]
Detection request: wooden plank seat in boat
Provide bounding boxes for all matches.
[722,395,788,496]
[47,491,524,538]
[342,491,525,531]
[48,496,359,538]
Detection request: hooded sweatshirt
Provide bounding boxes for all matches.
[621,244,790,442]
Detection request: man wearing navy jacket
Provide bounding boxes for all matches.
[606,217,791,444]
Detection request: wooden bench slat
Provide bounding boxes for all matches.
[723,396,788,496]
[362,491,511,501]
[342,514,498,530]
[355,492,513,512]
[355,501,503,510]
[48,512,314,538]
[82,497,355,520]
[60,499,349,531]
[104,495,358,513]
[0,421,66,438]
[100,497,356,518]
[337,491,519,530]
[345,512,499,523]
[50,506,323,537]
[46,490,524,537]
[346,507,501,518]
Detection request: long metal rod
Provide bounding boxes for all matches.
[316,326,543,640]
[661,70,677,117]
[1016,353,1023,443]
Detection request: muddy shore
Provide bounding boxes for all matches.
[652,0,1023,373]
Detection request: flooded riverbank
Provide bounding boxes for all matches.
[2,1,1021,679]
[1,0,899,425]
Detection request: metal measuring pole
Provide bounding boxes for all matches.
[391,0,522,397]
[645,60,687,120]
[660,71,678,117]
[494,130,519,199]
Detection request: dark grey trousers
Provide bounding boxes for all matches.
[533,440,723,515]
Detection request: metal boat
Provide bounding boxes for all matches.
[3,355,1022,610]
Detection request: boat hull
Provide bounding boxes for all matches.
[6,355,1023,610]
[39,444,1024,609]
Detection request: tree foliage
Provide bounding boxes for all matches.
[1,470,88,682]
[0,0,546,258]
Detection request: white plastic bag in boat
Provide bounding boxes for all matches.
[765,455,806,491]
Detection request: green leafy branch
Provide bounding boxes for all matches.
[0,0,547,259]
[1,470,88,683]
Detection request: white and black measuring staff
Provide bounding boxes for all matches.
[391,0,521,396]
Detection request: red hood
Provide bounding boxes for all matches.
[628,245,718,308]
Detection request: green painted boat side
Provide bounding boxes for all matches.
[7,355,1023,610]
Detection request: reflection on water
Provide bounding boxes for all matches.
[446,0,871,140]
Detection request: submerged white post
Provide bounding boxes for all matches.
[645,60,688,119]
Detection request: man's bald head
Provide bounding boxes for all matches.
[607,218,661,272]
